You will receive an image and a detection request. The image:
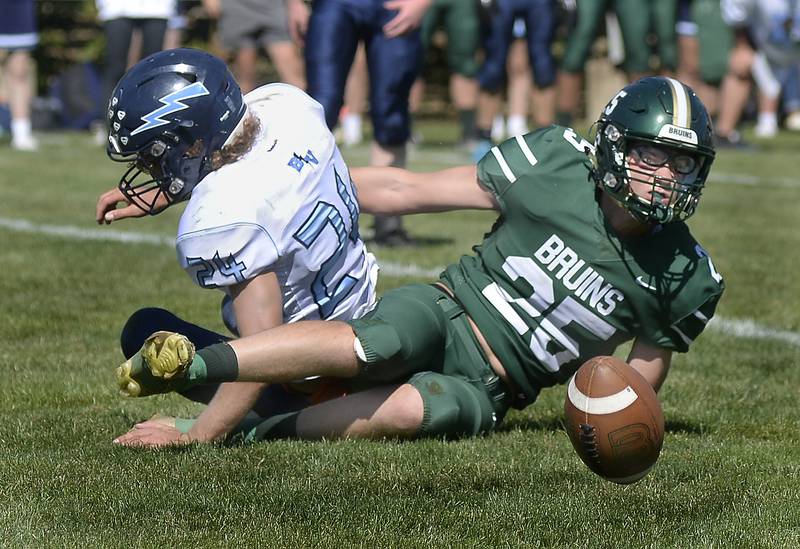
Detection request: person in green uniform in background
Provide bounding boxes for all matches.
[411,0,481,146]
[113,76,724,448]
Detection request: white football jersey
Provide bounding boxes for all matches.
[176,83,378,324]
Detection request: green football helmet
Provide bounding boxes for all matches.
[591,77,716,224]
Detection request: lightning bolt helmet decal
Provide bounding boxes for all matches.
[131,81,211,136]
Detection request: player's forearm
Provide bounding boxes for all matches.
[351,165,492,214]
[626,341,672,393]
[350,166,421,214]
[187,382,267,442]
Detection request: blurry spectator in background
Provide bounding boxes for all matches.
[340,43,368,146]
[676,0,733,118]
[485,34,538,143]
[651,0,679,76]
[555,0,654,126]
[716,0,800,144]
[287,0,432,247]
[473,0,557,160]
[203,0,304,93]
[0,0,39,151]
[96,0,176,125]
[164,2,189,50]
[410,0,480,148]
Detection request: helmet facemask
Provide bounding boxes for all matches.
[112,130,214,215]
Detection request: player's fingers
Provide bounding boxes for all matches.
[112,428,141,445]
[96,187,134,223]
[114,424,173,447]
[95,190,122,223]
[103,204,141,224]
[382,15,406,38]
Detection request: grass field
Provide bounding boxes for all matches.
[1,121,799,548]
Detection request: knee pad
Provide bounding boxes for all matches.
[409,372,497,438]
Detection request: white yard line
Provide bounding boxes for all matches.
[2,215,798,348]
[709,172,800,188]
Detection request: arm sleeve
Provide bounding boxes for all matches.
[176,223,280,289]
[664,291,723,353]
[476,129,556,213]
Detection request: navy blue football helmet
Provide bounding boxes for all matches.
[106,48,246,214]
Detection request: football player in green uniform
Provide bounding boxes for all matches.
[114,76,724,447]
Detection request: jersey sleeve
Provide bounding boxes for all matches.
[476,128,557,210]
[476,126,592,215]
[176,223,279,289]
[665,291,723,352]
[648,253,725,353]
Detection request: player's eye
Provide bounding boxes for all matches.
[632,145,698,175]
[671,154,697,174]
[633,146,669,167]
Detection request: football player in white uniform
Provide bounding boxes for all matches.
[96,48,378,444]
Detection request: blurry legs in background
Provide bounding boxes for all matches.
[341,44,367,146]
[6,50,37,151]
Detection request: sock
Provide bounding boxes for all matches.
[506,114,528,136]
[11,118,32,140]
[476,128,492,141]
[757,111,778,130]
[193,342,239,383]
[341,113,363,145]
[458,109,477,141]
[555,111,573,127]
[242,411,301,442]
[490,115,505,142]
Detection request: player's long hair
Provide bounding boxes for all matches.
[182,112,262,172]
[211,112,261,169]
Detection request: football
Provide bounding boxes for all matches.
[564,356,665,484]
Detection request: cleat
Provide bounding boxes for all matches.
[116,331,195,397]
[141,331,195,379]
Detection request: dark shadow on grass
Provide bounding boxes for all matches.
[664,419,707,435]
[496,415,566,434]
[365,234,454,248]
[494,415,709,436]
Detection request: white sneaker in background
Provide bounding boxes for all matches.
[754,120,778,138]
[11,118,38,151]
[91,121,108,146]
[11,133,38,151]
[755,112,778,138]
[785,111,800,131]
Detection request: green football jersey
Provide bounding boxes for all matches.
[440,126,725,407]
